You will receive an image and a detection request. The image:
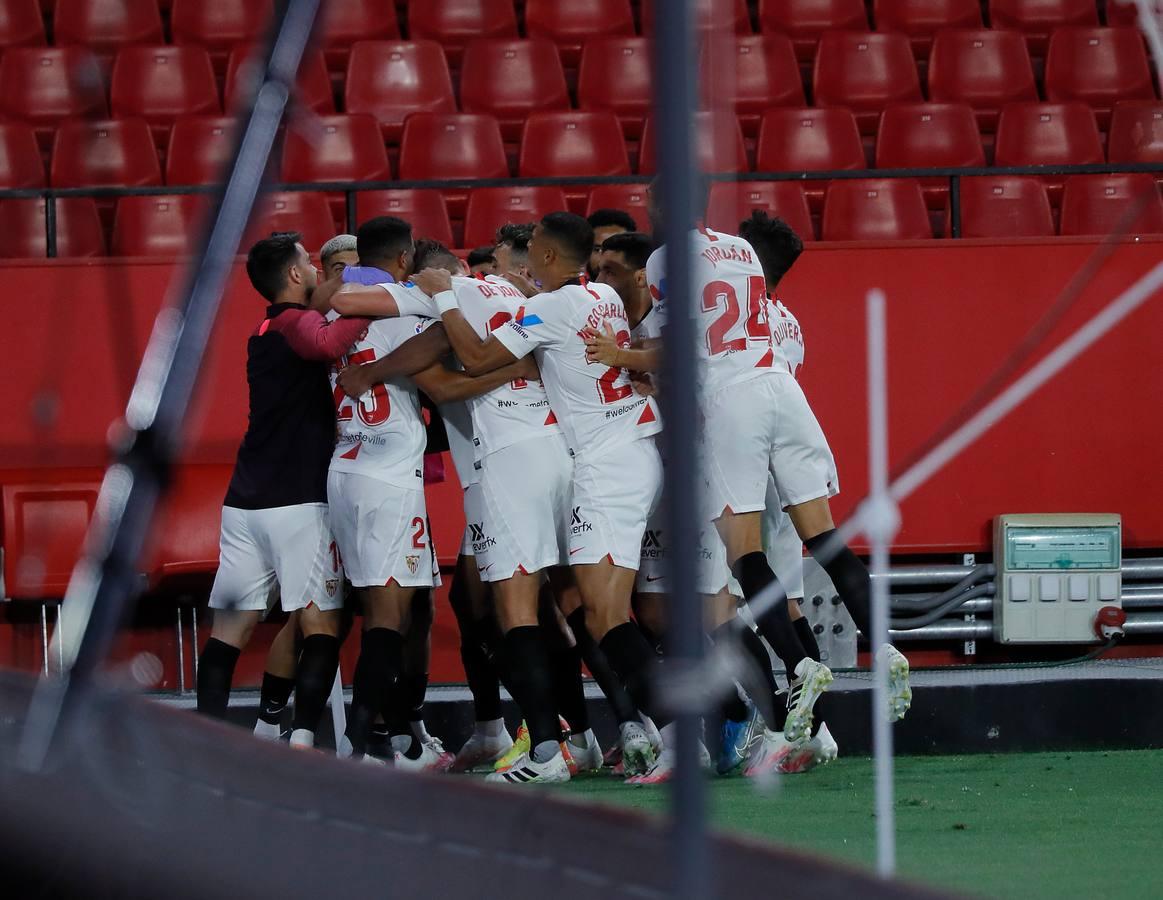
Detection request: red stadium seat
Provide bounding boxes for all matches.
[343,41,455,143]
[111,194,208,256]
[110,47,221,144]
[989,0,1099,54]
[994,102,1104,167]
[145,464,233,586]
[0,0,46,47]
[702,35,805,137]
[577,37,653,139]
[245,191,336,251]
[464,186,570,247]
[0,197,106,256]
[876,102,985,207]
[955,175,1055,237]
[519,111,630,177]
[641,0,752,34]
[756,106,865,184]
[639,111,748,174]
[873,0,983,56]
[281,114,391,184]
[705,181,815,241]
[928,29,1038,131]
[399,112,508,180]
[459,39,570,142]
[51,118,161,187]
[165,116,239,184]
[1108,100,1163,163]
[54,0,163,58]
[1,481,101,599]
[356,189,454,247]
[759,0,869,62]
[170,0,272,69]
[822,178,932,240]
[524,0,635,67]
[225,46,334,114]
[0,122,46,187]
[585,183,650,225]
[0,48,107,138]
[1044,28,1156,129]
[1059,173,1163,235]
[813,32,922,134]
[407,0,518,67]
[1106,1,1139,25]
[316,0,400,71]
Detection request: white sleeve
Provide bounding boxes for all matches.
[382,282,440,318]
[491,292,567,359]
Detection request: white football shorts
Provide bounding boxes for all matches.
[326,470,436,589]
[209,503,344,613]
[570,438,662,570]
[477,433,573,582]
[704,372,839,518]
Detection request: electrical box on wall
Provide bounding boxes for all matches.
[994,514,1122,644]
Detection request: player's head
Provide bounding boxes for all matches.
[586,208,637,279]
[412,238,463,276]
[647,174,711,241]
[246,231,317,304]
[595,231,653,308]
[737,210,804,291]
[318,233,358,280]
[494,222,534,274]
[356,215,414,278]
[467,245,498,274]
[528,212,593,288]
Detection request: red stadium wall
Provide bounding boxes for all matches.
[3,236,1161,685]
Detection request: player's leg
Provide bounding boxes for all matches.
[289,604,342,748]
[344,581,413,758]
[254,610,299,740]
[391,589,455,771]
[545,570,605,773]
[198,506,271,719]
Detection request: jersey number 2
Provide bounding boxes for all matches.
[596,328,633,404]
[334,348,391,426]
[702,276,768,355]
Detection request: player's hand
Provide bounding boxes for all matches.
[336,362,375,400]
[583,323,620,366]
[631,372,656,397]
[505,269,540,297]
[415,267,453,296]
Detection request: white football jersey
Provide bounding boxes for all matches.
[439,395,479,489]
[493,280,662,459]
[630,298,667,342]
[328,314,437,489]
[647,228,791,396]
[769,297,805,377]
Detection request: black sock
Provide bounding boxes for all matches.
[599,621,669,728]
[794,616,832,736]
[196,638,240,720]
[567,608,639,725]
[710,622,759,722]
[344,628,403,756]
[290,633,340,736]
[546,635,588,735]
[460,620,503,721]
[403,667,428,730]
[635,618,665,656]
[733,551,807,672]
[256,671,294,726]
[503,625,562,750]
[805,530,872,640]
[368,722,392,758]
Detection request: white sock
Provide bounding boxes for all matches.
[336,735,354,759]
[568,728,594,749]
[410,720,431,742]
[253,719,282,740]
[391,734,414,755]
[641,714,663,748]
[289,728,314,748]
[660,722,679,749]
[477,717,506,738]
[531,739,560,764]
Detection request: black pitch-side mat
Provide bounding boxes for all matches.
[0,672,953,900]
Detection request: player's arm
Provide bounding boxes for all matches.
[411,355,539,405]
[276,307,371,361]
[330,282,438,319]
[412,268,522,376]
[583,324,662,372]
[335,323,451,399]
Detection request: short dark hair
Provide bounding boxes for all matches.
[495,221,534,251]
[413,237,458,271]
[738,210,804,287]
[246,231,302,302]
[587,208,637,232]
[538,211,593,266]
[600,231,653,271]
[467,245,497,267]
[356,216,412,265]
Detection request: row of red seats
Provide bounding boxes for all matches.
[4,101,1158,197]
[0,28,1154,146]
[0,0,1144,67]
[6,172,1160,260]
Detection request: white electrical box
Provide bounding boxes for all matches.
[994,514,1122,644]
